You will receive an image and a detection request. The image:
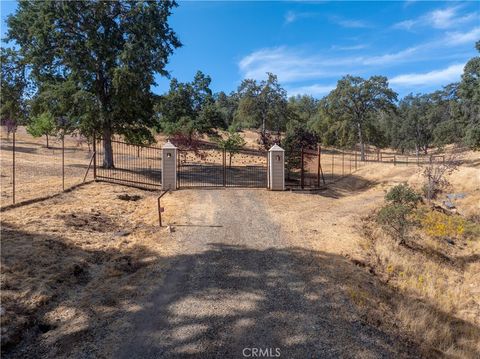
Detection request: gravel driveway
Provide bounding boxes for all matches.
[114,189,416,358]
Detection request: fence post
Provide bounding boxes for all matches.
[331,151,334,181]
[92,133,97,180]
[223,148,226,187]
[300,147,305,189]
[162,141,177,190]
[12,130,16,204]
[62,135,65,191]
[268,144,285,191]
[317,145,320,187]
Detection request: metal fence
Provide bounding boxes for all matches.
[177,147,267,188]
[285,145,446,189]
[1,125,448,206]
[1,126,95,206]
[95,136,162,189]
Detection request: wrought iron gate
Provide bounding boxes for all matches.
[177,147,267,188]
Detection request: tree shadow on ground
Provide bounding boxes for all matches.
[2,227,479,358]
[287,174,377,199]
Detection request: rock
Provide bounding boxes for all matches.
[114,230,131,237]
[445,238,455,245]
[444,200,456,209]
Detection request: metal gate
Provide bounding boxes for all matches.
[95,137,162,189]
[177,147,267,188]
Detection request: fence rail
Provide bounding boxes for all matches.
[0,125,449,206]
[285,145,446,189]
[1,127,95,206]
[94,136,162,189]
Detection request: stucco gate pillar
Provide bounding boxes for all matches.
[162,141,177,191]
[268,144,285,191]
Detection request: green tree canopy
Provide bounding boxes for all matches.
[155,71,225,139]
[322,75,397,159]
[235,73,288,148]
[0,48,28,124]
[26,111,56,148]
[458,41,480,150]
[6,0,181,167]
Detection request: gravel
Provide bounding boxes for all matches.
[112,189,418,359]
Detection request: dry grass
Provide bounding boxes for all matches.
[359,191,480,357]
[1,182,190,353]
[1,127,95,206]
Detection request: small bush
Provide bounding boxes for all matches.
[377,204,413,244]
[385,183,422,207]
[377,184,421,244]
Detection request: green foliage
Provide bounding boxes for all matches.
[377,184,421,244]
[318,75,397,159]
[236,73,288,148]
[7,0,181,167]
[458,43,480,150]
[282,121,318,174]
[0,48,28,124]
[214,126,246,166]
[156,71,224,138]
[385,184,422,207]
[26,112,56,147]
[377,204,413,244]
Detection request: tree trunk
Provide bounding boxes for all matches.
[357,122,365,161]
[46,134,49,148]
[103,126,114,168]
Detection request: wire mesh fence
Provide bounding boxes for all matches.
[285,145,446,189]
[1,126,95,206]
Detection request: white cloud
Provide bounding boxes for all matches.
[445,27,480,46]
[331,44,369,51]
[393,6,477,30]
[238,47,346,83]
[337,19,371,28]
[362,46,420,66]
[287,84,335,97]
[389,63,465,87]
[284,11,297,24]
[284,11,316,25]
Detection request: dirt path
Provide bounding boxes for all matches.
[108,189,416,358]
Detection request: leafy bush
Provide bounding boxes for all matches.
[377,184,421,244]
[385,183,422,207]
[377,204,413,244]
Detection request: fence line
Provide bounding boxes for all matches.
[1,127,95,206]
[285,145,446,189]
[0,126,448,206]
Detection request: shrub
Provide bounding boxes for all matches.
[377,184,421,244]
[385,183,422,207]
[377,204,413,244]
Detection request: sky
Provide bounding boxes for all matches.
[1,1,479,98]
